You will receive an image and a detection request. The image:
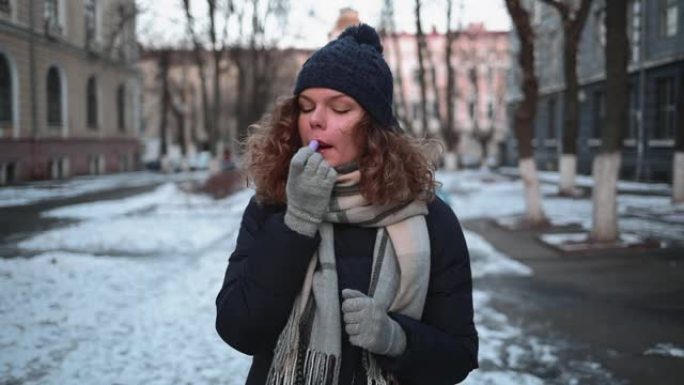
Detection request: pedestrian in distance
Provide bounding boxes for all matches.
[215,23,478,385]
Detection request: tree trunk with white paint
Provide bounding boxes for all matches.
[591,0,627,243]
[505,0,548,226]
[673,152,684,203]
[559,154,578,195]
[539,0,592,197]
[444,151,458,171]
[673,67,684,203]
[590,152,621,241]
[520,158,546,223]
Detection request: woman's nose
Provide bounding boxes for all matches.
[309,107,325,129]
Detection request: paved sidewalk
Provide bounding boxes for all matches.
[464,218,684,385]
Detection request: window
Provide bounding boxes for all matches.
[49,156,69,179]
[85,0,97,46]
[660,0,679,37]
[0,54,11,123]
[47,66,62,126]
[44,0,60,28]
[117,84,125,131]
[592,90,605,139]
[469,67,478,92]
[45,0,58,19]
[1,162,17,185]
[654,77,676,140]
[117,4,128,59]
[87,76,97,129]
[468,100,476,122]
[0,0,11,15]
[547,97,557,140]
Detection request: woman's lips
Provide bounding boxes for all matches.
[315,140,333,151]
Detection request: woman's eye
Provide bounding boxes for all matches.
[299,105,314,113]
[332,107,351,114]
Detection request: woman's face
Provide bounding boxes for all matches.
[297,88,365,167]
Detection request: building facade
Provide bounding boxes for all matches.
[137,47,311,169]
[383,23,511,167]
[505,0,684,182]
[0,0,140,184]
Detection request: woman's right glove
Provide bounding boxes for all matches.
[284,146,338,237]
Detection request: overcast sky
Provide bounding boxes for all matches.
[137,0,512,49]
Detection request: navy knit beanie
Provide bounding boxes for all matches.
[293,24,399,131]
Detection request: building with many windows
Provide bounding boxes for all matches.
[0,0,140,184]
[383,23,511,167]
[505,0,684,181]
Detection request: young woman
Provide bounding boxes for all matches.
[215,24,478,385]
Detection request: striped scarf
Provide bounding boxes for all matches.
[267,167,431,385]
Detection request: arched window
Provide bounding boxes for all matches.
[85,0,97,46]
[87,76,97,129]
[47,66,62,126]
[0,53,11,123]
[117,84,125,131]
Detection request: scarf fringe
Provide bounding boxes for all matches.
[268,347,340,385]
[267,297,341,385]
[362,351,399,385]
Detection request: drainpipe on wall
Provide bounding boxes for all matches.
[635,0,647,181]
[29,0,39,180]
[29,0,37,136]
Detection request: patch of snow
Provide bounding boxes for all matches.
[465,230,533,277]
[1,188,254,385]
[19,186,253,255]
[498,167,671,195]
[0,170,208,208]
[540,232,644,247]
[644,343,684,358]
[465,370,546,385]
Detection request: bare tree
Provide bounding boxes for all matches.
[170,84,188,158]
[182,0,215,156]
[380,0,413,133]
[232,0,290,144]
[414,0,429,136]
[157,49,171,170]
[505,0,548,226]
[442,0,460,170]
[673,69,684,203]
[590,0,628,242]
[103,2,138,60]
[426,37,442,137]
[540,0,592,196]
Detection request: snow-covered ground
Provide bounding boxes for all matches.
[2,169,680,384]
[0,170,208,208]
[437,169,684,243]
[498,166,672,195]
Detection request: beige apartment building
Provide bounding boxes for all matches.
[0,0,140,184]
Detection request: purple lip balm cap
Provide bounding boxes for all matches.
[308,140,319,151]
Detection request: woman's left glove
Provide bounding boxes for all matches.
[341,289,407,357]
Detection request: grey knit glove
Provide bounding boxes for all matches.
[284,146,338,237]
[341,289,407,357]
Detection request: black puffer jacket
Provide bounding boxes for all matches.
[216,195,478,385]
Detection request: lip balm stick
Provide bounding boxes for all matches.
[308,140,319,151]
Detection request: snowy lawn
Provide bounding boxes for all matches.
[0,170,208,208]
[4,169,678,384]
[437,169,684,243]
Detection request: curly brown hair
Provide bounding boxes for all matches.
[244,96,442,205]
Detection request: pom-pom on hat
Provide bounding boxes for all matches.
[293,24,399,131]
